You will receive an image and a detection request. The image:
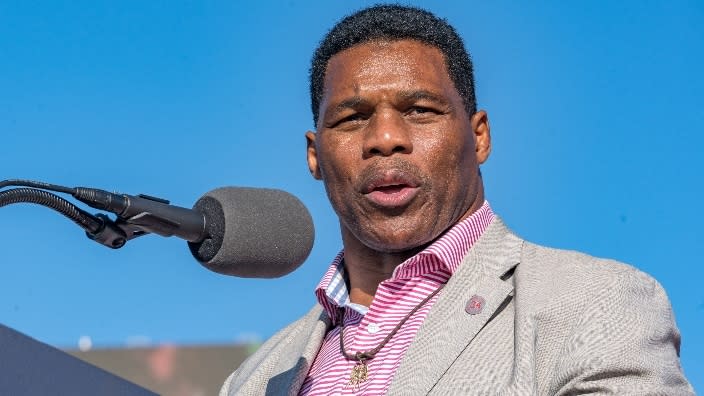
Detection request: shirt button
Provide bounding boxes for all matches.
[367,322,381,334]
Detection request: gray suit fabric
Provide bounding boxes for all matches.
[221,218,693,395]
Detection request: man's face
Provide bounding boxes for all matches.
[306,39,491,253]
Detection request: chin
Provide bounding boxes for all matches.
[342,212,441,254]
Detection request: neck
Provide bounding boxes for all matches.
[341,229,424,307]
[339,191,486,307]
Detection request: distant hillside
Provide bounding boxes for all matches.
[67,343,257,396]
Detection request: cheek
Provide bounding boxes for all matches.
[317,135,359,179]
[417,134,478,209]
[317,146,356,200]
[419,132,474,173]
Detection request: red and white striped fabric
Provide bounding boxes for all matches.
[299,202,494,395]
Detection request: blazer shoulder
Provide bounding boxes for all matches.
[516,243,691,394]
[220,304,326,396]
[520,241,665,295]
[514,241,676,334]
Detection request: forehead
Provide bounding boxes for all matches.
[321,39,454,101]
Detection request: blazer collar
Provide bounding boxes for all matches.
[389,216,523,395]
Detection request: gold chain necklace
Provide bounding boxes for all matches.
[338,283,445,387]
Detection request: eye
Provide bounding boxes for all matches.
[341,113,366,122]
[330,112,369,129]
[406,106,442,119]
[409,107,432,114]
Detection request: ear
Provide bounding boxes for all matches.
[306,131,322,180]
[470,110,491,165]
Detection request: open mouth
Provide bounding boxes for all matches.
[374,184,408,193]
[361,172,420,208]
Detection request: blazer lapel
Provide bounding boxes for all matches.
[388,217,522,395]
[263,306,331,396]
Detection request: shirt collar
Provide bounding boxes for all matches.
[393,200,494,279]
[315,201,495,323]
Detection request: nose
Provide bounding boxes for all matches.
[362,110,413,158]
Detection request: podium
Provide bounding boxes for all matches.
[0,324,157,396]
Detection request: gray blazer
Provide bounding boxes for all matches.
[221,218,693,395]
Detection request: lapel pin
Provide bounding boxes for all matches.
[465,294,485,315]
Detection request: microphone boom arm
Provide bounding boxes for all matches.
[0,187,147,249]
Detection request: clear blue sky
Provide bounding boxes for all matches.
[1,0,702,390]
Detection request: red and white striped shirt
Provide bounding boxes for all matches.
[299,202,494,395]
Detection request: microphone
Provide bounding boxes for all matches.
[73,186,314,278]
[188,187,314,278]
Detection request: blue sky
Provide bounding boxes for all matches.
[1,1,702,390]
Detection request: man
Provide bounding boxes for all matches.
[222,5,692,395]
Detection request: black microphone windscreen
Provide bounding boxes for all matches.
[188,187,314,278]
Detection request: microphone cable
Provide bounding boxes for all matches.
[0,179,125,248]
[0,181,101,234]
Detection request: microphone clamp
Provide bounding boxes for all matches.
[74,187,207,247]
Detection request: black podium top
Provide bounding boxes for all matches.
[0,324,158,396]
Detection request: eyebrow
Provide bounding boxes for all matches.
[396,89,451,108]
[324,89,452,118]
[329,96,368,115]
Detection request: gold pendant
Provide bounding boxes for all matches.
[348,360,368,388]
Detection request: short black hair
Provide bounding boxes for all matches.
[310,4,476,126]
